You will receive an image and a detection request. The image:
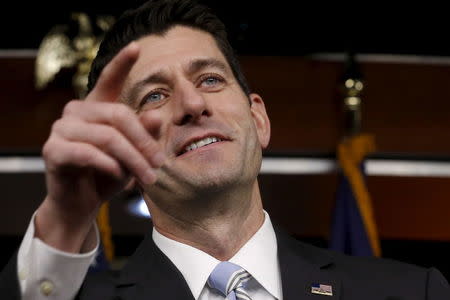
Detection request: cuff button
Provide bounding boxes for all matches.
[40,280,54,296]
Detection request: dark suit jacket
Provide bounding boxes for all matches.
[1,227,449,299]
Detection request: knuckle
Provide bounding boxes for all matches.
[50,118,65,133]
[42,140,98,171]
[62,100,81,116]
[59,145,86,168]
[111,104,132,124]
[139,138,159,156]
[42,138,68,167]
[71,146,94,167]
[97,127,117,148]
[41,139,55,161]
[67,144,99,168]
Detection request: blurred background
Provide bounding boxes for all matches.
[1,1,449,278]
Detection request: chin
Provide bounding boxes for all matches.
[189,166,255,194]
[191,170,235,188]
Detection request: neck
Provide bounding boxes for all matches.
[146,182,264,261]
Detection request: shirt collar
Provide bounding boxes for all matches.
[152,211,282,300]
[229,211,282,299]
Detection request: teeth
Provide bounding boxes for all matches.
[197,140,206,148]
[184,136,222,153]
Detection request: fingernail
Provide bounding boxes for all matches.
[143,170,157,185]
[152,152,166,168]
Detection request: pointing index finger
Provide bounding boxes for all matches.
[86,42,140,103]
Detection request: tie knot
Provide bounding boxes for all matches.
[208,261,252,297]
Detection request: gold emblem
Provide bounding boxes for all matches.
[35,12,114,97]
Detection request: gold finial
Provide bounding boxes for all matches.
[341,53,364,137]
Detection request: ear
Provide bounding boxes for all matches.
[249,93,271,149]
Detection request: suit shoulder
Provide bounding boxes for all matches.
[299,238,428,273]
[0,251,21,300]
[77,269,118,299]
[277,229,433,281]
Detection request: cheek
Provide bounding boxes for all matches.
[217,104,252,132]
[216,90,252,122]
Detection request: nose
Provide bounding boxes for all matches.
[173,81,210,125]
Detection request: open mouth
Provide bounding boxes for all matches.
[177,136,224,156]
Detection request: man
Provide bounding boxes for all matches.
[1,0,449,299]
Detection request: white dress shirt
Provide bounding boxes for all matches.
[17,212,99,300]
[17,211,282,300]
[153,211,283,300]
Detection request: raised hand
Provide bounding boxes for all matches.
[35,42,164,253]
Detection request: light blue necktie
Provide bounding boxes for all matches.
[208,261,252,300]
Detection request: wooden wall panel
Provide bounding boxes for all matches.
[0,58,75,149]
[260,174,450,241]
[1,56,450,155]
[370,176,450,241]
[240,57,450,155]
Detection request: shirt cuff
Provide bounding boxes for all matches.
[17,211,99,300]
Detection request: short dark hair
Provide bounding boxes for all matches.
[87,0,250,96]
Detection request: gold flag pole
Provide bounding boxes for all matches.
[335,53,381,257]
[341,53,364,137]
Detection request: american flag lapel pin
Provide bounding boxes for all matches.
[311,283,333,296]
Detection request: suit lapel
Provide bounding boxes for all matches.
[276,228,341,300]
[112,226,343,300]
[114,233,194,300]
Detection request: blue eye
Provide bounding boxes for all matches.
[199,75,224,88]
[137,90,168,111]
[203,77,219,86]
[147,92,164,102]
[142,91,167,105]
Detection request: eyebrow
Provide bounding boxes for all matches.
[123,58,230,105]
[186,58,228,75]
[124,72,169,105]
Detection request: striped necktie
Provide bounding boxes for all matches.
[208,261,252,300]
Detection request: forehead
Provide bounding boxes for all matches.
[128,26,229,82]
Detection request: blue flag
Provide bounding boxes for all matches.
[329,134,381,257]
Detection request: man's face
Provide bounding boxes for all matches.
[122,26,270,202]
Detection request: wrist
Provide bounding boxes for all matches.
[34,196,99,253]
